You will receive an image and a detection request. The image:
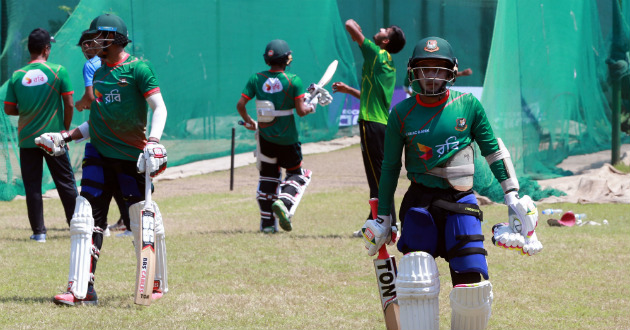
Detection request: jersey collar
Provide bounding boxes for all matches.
[28,60,46,64]
[416,90,450,107]
[107,53,130,67]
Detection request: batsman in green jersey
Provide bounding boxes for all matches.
[3,28,78,243]
[35,14,169,306]
[332,19,405,234]
[237,39,332,233]
[361,37,543,330]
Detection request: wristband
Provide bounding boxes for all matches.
[61,130,72,143]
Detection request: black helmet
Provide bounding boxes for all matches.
[263,39,292,66]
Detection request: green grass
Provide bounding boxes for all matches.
[0,178,628,329]
[613,162,630,173]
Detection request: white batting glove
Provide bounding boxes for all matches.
[304,92,321,108]
[362,215,395,256]
[137,142,168,178]
[34,131,70,156]
[317,88,333,106]
[491,222,525,250]
[504,191,538,238]
[522,231,543,256]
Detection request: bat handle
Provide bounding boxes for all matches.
[369,198,378,219]
[377,245,390,259]
[238,120,254,129]
[145,149,152,206]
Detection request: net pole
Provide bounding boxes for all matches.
[230,127,235,191]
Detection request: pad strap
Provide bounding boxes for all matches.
[433,199,483,221]
[427,164,474,178]
[447,235,487,260]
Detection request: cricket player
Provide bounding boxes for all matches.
[75,30,130,236]
[332,19,406,236]
[3,28,78,243]
[361,37,543,329]
[35,13,168,306]
[236,39,332,233]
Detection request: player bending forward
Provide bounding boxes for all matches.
[236,39,332,233]
[361,37,543,329]
[36,14,169,306]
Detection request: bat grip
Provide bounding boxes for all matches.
[377,245,390,259]
[145,149,152,206]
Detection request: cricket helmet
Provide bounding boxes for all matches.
[407,37,458,96]
[81,13,131,59]
[264,39,293,66]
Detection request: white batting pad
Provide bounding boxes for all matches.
[450,280,493,330]
[68,196,94,299]
[153,202,168,294]
[396,252,441,330]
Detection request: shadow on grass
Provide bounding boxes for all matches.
[197,229,347,239]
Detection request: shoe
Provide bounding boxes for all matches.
[108,219,127,231]
[103,227,111,237]
[272,200,292,232]
[352,229,363,238]
[152,281,163,300]
[53,285,98,306]
[116,230,133,238]
[261,226,277,234]
[30,234,46,243]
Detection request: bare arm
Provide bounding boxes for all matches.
[345,19,365,45]
[4,103,18,116]
[295,97,315,117]
[75,86,94,111]
[332,82,361,99]
[62,94,74,130]
[236,95,257,130]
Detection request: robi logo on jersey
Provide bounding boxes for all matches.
[263,78,283,94]
[21,69,48,87]
[417,143,433,160]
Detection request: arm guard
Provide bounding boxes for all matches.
[484,138,519,193]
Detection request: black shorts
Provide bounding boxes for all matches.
[259,135,303,169]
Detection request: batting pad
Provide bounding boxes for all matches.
[153,202,168,294]
[68,196,94,299]
[450,281,493,330]
[396,252,440,330]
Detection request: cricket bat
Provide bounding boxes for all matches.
[369,198,400,330]
[307,59,338,100]
[135,150,157,306]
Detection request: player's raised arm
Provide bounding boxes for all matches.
[345,19,365,45]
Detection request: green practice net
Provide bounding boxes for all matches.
[474,0,630,202]
[1,0,629,202]
[0,0,359,201]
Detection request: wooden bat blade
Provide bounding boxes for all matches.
[370,198,400,330]
[374,255,399,330]
[135,209,156,306]
[317,60,338,87]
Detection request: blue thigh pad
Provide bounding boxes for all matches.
[80,143,104,198]
[117,173,142,202]
[397,207,438,256]
[444,194,489,279]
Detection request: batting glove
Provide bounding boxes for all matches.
[522,231,543,256]
[317,88,333,106]
[137,142,168,178]
[34,131,71,156]
[504,191,538,238]
[362,215,395,256]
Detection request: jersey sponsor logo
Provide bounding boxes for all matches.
[435,136,459,158]
[406,128,430,136]
[424,40,439,53]
[417,143,433,160]
[117,78,128,87]
[21,69,48,86]
[105,89,122,103]
[455,118,468,131]
[95,89,103,103]
[263,78,283,94]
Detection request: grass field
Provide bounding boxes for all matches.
[0,154,628,330]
